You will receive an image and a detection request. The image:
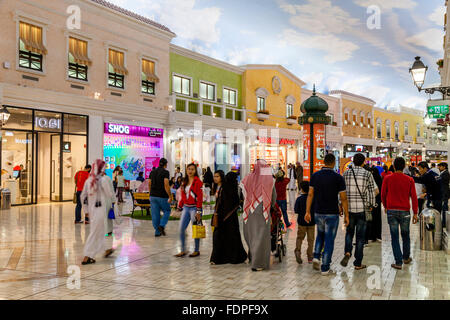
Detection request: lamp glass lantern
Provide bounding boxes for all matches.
[0,106,10,126]
[409,56,428,90]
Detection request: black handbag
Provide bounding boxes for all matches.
[350,167,373,222]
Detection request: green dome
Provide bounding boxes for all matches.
[301,85,328,114]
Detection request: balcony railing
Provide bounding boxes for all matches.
[172,94,245,122]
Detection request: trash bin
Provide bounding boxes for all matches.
[1,188,11,210]
[420,208,442,251]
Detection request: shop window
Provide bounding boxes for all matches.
[63,114,87,134]
[223,88,236,105]
[286,104,293,117]
[257,97,266,112]
[200,82,215,101]
[108,49,127,89]
[173,75,190,95]
[19,22,47,71]
[34,111,62,132]
[68,37,90,81]
[141,59,158,95]
[1,107,33,130]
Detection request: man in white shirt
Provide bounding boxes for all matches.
[287,163,297,210]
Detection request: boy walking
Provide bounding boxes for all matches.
[294,181,315,264]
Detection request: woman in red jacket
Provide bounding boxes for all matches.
[175,163,203,257]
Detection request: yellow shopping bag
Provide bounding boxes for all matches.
[192,222,206,239]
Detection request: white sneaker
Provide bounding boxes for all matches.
[312,258,320,271]
[321,269,336,276]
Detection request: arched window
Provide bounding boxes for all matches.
[376,118,382,138]
[416,124,421,138]
[344,108,349,125]
[367,113,372,129]
[386,120,391,139]
[360,111,365,127]
[352,110,357,126]
[404,121,409,137]
[394,122,399,140]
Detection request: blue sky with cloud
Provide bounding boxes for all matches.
[108,0,445,111]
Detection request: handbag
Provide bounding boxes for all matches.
[108,205,115,220]
[350,167,373,222]
[192,220,206,239]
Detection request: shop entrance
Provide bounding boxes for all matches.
[0,106,88,205]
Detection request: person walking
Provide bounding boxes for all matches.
[175,163,203,257]
[438,162,449,227]
[212,170,225,200]
[295,162,303,190]
[287,164,298,211]
[367,167,382,242]
[413,162,442,212]
[240,159,277,271]
[81,160,116,265]
[112,166,121,193]
[381,165,392,180]
[203,167,214,204]
[381,157,419,270]
[275,170,291,228]
[210,171,247,265]
[294,181,315,264]
[74,165,91,224]
[305,153,349,275]
[116,169,125,203]
[174,166,183,181]
[149,158,173,237]
[340,153,378,271]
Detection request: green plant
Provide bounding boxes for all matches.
[437,59,444,68]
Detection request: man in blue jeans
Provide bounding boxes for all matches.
[149,158,173,237]
[305,153,349,275]
[381,157,418,270]
[341,153,378,270]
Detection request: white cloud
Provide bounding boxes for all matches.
[137,0,222,44]
[302,72,324,87]
[370,61,382,66]
[429,6,446,26]
[280,29,359,63]
[240,30,256,36]
[353,0,417,10]
[406,28,445,52]
[279,0,360,35]
[225,48,262,66]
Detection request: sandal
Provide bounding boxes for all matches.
[355,264,367,270]
[174,252,187,257]
[104,249,115,258]
[81,257,96,265]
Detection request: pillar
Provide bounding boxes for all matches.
[88,115,104,164]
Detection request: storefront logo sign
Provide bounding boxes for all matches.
[35,117,61,130]
[258,137,296,145]
[108,124,130,134]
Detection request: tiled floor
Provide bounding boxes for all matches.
[0,200,448,300]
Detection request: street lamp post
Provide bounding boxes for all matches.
[0,106,10,127]
[410,56,450,96]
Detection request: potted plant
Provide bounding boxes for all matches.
[256,109,270,121]
[286,115,297,125]
[437,59,444,69]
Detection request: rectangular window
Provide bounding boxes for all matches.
[286,104,293,117]
[142,59,158,95]
[173,75,190,95]
[19,22,46,71]
[257,97,266,112]
[200,82,215,101]
[108,49,127,89]
[223,88,237,105]
[68,37,90,81]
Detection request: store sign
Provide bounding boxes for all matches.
[257,137,296,145]
[63,141,71,153]
[35,117,61,129]
[104,123,163,138]
[427,99,450,119]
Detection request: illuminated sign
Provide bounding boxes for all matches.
[35,117,61,129]
[104,123,163,138]
[257,137,296,145]
[108,124,130,134]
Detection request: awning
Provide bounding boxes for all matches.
[19,22,47,55]
[69,37,91,65]
[142,59,159,83]
[109,49,128,75]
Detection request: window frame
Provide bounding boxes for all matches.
[66,33,92,84]
[257,97,266,112]
[172,73,192,97]
[286,103,294,117]
[223,86,238,106]
[141,79,155,95]
[68,62,88,81]
[108,72,124,89]
[105,45,128,91]
[15,14,48,75]
[199,80,216,101]
[376,119,382,138]
[140,56,158,96]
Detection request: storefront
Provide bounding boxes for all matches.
[344,144,372,158]
[425,150,448,162]
[0,106,88,205]
[103,123,164,180]
[249,136,298,171]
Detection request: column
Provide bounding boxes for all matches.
[88,115,103,164]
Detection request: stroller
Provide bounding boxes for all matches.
[271,203,286,262]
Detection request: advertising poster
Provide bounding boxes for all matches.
[302,125,311,181]
[313,124,326,173]
[103,123,163,181]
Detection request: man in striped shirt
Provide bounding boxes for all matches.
[340,153,378,270]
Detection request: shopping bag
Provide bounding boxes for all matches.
[108,206,115,219]
[192,221,206,239]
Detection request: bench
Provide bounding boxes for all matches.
[130,191,150,217]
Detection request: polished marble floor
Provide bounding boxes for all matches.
[0,200,448,300]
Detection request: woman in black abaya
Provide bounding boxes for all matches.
[210,172,248,265]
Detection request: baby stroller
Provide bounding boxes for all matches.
[271,203,286,262]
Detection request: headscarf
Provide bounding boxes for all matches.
[89,159,106,195]
[218,172,240,222]
[240,160,275,224]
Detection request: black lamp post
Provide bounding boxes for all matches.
[0,106,10,127]
[410,56,450,96]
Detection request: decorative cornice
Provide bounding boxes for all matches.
[301,88,340,102]
[329,90,376,106]
[241,64,306,87]
[255,87,270,98]
[285,94,296,105]
[170,44,245,74]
